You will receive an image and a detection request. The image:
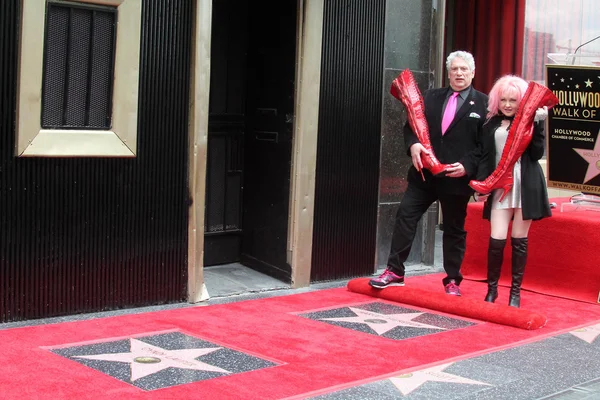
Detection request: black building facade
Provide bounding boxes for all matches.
[1,0,444,322]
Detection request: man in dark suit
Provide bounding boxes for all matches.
[370,50,489,295]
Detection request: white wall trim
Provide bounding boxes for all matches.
[16,0,141,157]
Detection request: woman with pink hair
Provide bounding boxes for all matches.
[474,75,551,308]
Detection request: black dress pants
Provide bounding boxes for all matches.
[387,178,471,286]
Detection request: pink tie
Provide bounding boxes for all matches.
[441,92,459,134]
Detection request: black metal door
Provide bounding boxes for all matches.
[241,0,297,281]
[204,0,248,266]
[204,0,296,279]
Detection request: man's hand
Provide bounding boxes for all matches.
[445,162,466,178]
[409,143,428,171]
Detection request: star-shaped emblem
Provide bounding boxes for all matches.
[573,130,600,183]
[73,338,230,381]
[585,79,593,87]
[320,307,445,335]
[570,322,600,344]
[390,363,491,395]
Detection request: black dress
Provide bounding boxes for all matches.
[477,115,552,221]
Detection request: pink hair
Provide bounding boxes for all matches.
[486,75,529,119]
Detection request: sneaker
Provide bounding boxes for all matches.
[445,280,461,296]
[369,268,405,289]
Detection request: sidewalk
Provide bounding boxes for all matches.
[2,230,599,399]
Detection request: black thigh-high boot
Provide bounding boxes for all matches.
[485,237,506,303]
[509,237,528,308]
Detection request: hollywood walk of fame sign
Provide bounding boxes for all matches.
[546,64,600,194]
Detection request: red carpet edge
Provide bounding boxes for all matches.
[347,278,547,330]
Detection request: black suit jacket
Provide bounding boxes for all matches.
[404,86,489,196]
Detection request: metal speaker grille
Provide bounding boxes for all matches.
[41,4,116,130]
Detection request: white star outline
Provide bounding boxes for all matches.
[390,362,491,395]
[572,129,600,183]
[570,322,600,344]
[320,307,446,335]
[73,338,230,381]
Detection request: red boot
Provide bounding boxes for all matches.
[390,70,450,176]
[469,82,558,200]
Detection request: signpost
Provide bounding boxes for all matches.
[546,64,600,194]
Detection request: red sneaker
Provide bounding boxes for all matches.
[444,280,461,296]
[369,268,405,289]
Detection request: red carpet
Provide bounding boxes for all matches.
[462,198,600,304]
[2,277,600,400]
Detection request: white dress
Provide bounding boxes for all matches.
[491,125,522,209]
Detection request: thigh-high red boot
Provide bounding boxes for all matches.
[469,82,558,201]
[390,69,450,176]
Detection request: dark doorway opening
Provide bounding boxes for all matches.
[204,0,297,283]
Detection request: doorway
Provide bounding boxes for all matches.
[204,0,298,283]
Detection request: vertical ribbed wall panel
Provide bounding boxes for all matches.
[0,0,192,322]
[311,0,386,281]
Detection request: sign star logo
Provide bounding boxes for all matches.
[390,363,491,395]
[585,78,593,87]
[570,322,600,344]
[320,307,446,335]
[73,338,230,381]
[573,130,600,183]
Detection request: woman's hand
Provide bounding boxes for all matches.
[474,192,490,202]
[534,106,548,122]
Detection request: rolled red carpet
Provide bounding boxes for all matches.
[347,278,547,330]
